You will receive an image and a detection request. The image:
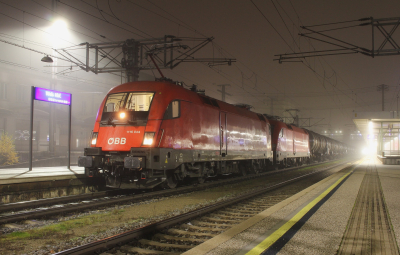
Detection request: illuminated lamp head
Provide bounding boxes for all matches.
[50,19,69,44]
[119,112,126,119]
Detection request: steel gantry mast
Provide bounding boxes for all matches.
[275,17,400,63]
[54,35,235,82]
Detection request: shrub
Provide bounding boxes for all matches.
[0,132,19,165]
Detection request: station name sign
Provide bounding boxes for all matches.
[34,87,71,105]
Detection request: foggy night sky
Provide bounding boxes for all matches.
[0,0,400,139]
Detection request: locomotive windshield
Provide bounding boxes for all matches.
[104,92,154,112]
[101,92,154,126]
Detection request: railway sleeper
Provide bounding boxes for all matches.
[252,198,286,202]
[223,208,261,214]
[167,228,217,238]
[180,223,225,233]
[154,233,207,245]
[190,220,232,228]
[218,211,257,217]
[239,205,263,210]
[139,239,193,252]
[208,213,250,220]
[120,245,181,255]
[200,216,241,224]
[247,202,275,208]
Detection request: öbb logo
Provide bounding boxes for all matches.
[108,137,126,145]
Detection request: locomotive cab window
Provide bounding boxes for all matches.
[101,92,154,126]
[104,92,154,112]
[164,100,180,119]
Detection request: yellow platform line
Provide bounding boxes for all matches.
[246,170,353,255]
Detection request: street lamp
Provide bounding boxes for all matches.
[41,55,53,63]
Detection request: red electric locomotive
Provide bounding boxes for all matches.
[79,81,273,189]
[268,119,310,167]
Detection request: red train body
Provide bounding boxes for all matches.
[79,81,273,189]
[268,120,310,167]
[78,81,349,189]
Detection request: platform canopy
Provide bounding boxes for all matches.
[353,111,400,157]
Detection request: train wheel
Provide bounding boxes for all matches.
[163,174,178,189]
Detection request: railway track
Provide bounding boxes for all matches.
[54,161,355,255]
[0,160,346,227]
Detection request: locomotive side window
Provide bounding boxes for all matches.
[164,100,180,119]
[279,129,284,138]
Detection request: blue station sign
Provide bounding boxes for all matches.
[34,87,71,105]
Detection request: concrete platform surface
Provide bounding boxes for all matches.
[0,166,85,185]
[184,157,400,255]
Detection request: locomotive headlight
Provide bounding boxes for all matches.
[142,132,155,145]
[91,132,98,146]
[119,112,126,119]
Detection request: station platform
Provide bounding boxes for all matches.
[0,166,93,204]
[184,157,400,255]
[0,166,85,185]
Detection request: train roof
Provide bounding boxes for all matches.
[106,81,267,123]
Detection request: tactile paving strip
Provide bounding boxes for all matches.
[338,165,399,255]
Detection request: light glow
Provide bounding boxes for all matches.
[365,121,377,156]
[142,132,155,145]
[49,19,70,46]
[362,147,372,155]
[91,132,98,146]
[119,112,126,119]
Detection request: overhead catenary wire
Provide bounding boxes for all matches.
[0,2,106,65]
[119,0,281,107]
[0,58,116,90]
[132,0,294,106]
[57,0,149,39]
[302,18,367,28]
[271,0,370,120]
[31,0,109,40]
[284,0,371,110]
[1,0,108,43]
[0,1,127,87]
[81,0,155,39]
[251,0,350,120]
